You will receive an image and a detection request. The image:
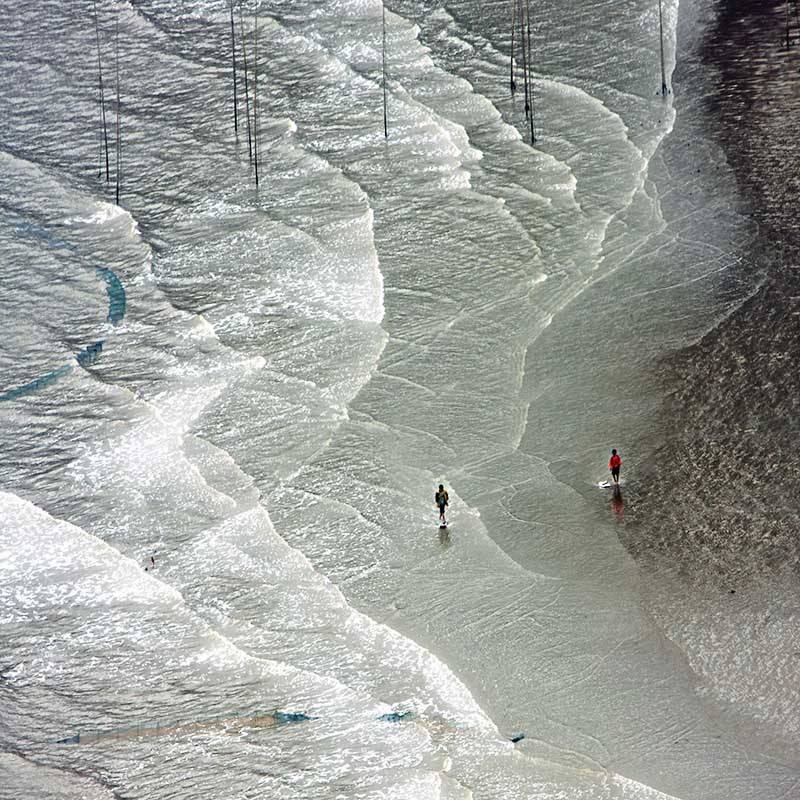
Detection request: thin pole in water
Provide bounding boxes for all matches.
[238,0,253,162]
[381,3,388,138]
[92,0,110,181]
[230,0,238,131]
[253,1,259,187]
[658,0,668,94]
[115,15,121,204]
[525,0,535,143]
[787,0,792,48]
[517,0,532,134]
[510,0,517,93]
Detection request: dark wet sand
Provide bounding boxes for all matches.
[631,0,800,583]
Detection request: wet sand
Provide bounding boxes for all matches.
[614,0,800,770]
[633,0,800,585]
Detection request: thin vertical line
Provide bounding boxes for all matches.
[230,0,239,131]
[115,16,121,204]
[93,0,110,180]
[382,3,388,138]
[658,0,667,94]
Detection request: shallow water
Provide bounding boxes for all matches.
[1,1,798,798]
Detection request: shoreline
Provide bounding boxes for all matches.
[633,0,800,583]
[621,0,800,767]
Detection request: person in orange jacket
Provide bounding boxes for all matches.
[608,449,622,484]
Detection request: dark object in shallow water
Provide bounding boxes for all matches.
[274,711,315,724]
[377,711,413,723]
[76,340,104,368]
[98,267,126,324]
[658,0,668,95]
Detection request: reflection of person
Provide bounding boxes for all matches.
[439,525,451,547]
[611,485,624,517]
[435,484,449,526]
[608,449,622,484]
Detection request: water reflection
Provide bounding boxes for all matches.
[438,525,451,548]
[611,485,624,518]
